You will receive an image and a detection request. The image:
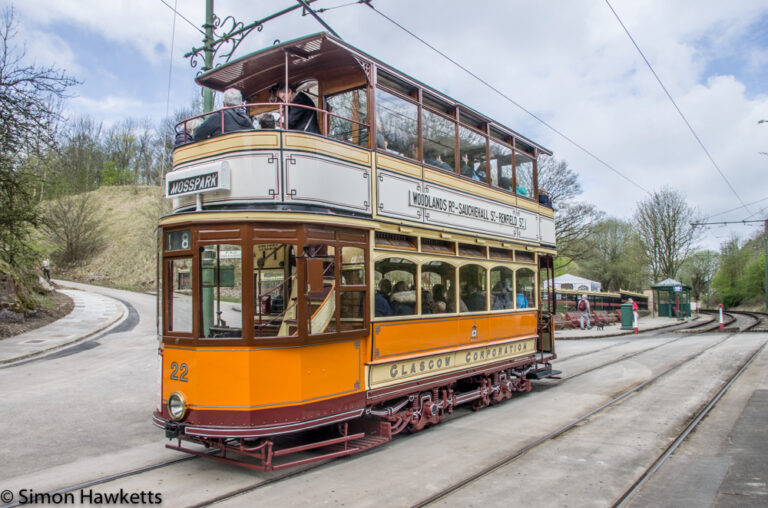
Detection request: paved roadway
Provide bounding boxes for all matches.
[0,283,765,507]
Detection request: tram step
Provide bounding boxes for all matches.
[527,367,562,380]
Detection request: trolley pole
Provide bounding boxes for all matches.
[764,220,767,311]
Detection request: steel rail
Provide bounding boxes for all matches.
[612,338,768,507]
[410,331,746,507]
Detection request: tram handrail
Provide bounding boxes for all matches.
[175,102,370,148]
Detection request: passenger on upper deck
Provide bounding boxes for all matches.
[257,113,276,129]
[424,148,453,171]
[175,118,201,147]
[194,88,252,141]
[271,83,320,134]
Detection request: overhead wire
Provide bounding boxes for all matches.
[604,0,753,217]
[157,0,205,36]
[361,1,652,195]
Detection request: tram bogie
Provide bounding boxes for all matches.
[155,32,558,470]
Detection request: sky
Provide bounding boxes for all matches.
[7,0,768,251]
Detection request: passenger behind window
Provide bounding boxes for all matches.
[424,148,452,171]
[390,281,415,315]
[516,292,529,308]
[432,284,447,313]
[194,88,252,141]
[492,278,513,310]
[375,279,393,317]
[271,83,320,133]
[465,284,485,311]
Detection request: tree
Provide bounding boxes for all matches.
[41,192,105,267]
[579,218,648,291]
[678,250,719,304]
[0,6,76,267]
[537,156,603,267]
[634,187,700,282]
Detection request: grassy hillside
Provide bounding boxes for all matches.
[39,185,168,292]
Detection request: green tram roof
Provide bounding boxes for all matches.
[196,32,552,157]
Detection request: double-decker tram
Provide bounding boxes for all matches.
[154,33,558,470]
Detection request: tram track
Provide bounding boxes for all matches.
[409,330,764,507]
[10,321,759,507]
[612,338,768,507]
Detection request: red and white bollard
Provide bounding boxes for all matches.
[633,311,638,334]
[719,304,724,332]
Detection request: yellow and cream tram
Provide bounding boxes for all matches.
[155,33,558,470]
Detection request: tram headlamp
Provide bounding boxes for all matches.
[167,392,188,421]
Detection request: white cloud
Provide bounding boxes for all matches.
[6,0,768,249]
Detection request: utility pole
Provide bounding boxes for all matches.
[202,0,215,113]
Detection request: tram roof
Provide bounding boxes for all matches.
[196,32,551,156]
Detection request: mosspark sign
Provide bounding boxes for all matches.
[166,161,231,198]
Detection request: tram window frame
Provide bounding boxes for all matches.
[165,256,195,338]
[375,87,419,161]
[459,243,487,258]
[458,125,489,184]
[515,267,536,309]
[489,139,514,192]
[514,151,535,199]
[515,250,536,263]
[374,232,417,250]
[198,244,244,340]
[421,260,456,315]
[374,256,418,319]
[324,86,369,148]
[421,238,456,255]
[422,108,457,173]
[459,263,488,313]
[253,242,299,340]
[489,247,514,261]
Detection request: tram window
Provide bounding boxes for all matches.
[200,245,242,339]
[340,291,364,329]
[341,247,365,285]
[168,258,193,334]
[375,88,418,159]
[459,243,486,258]
[490,140,513,191]
[515,250,536,263]
[489,247,514,261]
[490,267,514,310]
[421,238,455,254]
[375,232,416,250]
[374,257,416,317]
[459,264,487,312]
[305,244,338,334]
[253,243,298,338]
[459,126,487,182]
[326,88,368,147]
[422,260,455,315]
[515,153,534,198]
[422,109,456,171]
[516,268,536,309]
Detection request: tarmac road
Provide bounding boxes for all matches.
[1,283,766,507]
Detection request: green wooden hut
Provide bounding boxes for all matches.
[651,278,691,318]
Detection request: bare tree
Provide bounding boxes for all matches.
[538,156,603,266]
[41,192,105,267]
[634,186,701,282]
[580,218,648,291]
[0,6,77,266]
